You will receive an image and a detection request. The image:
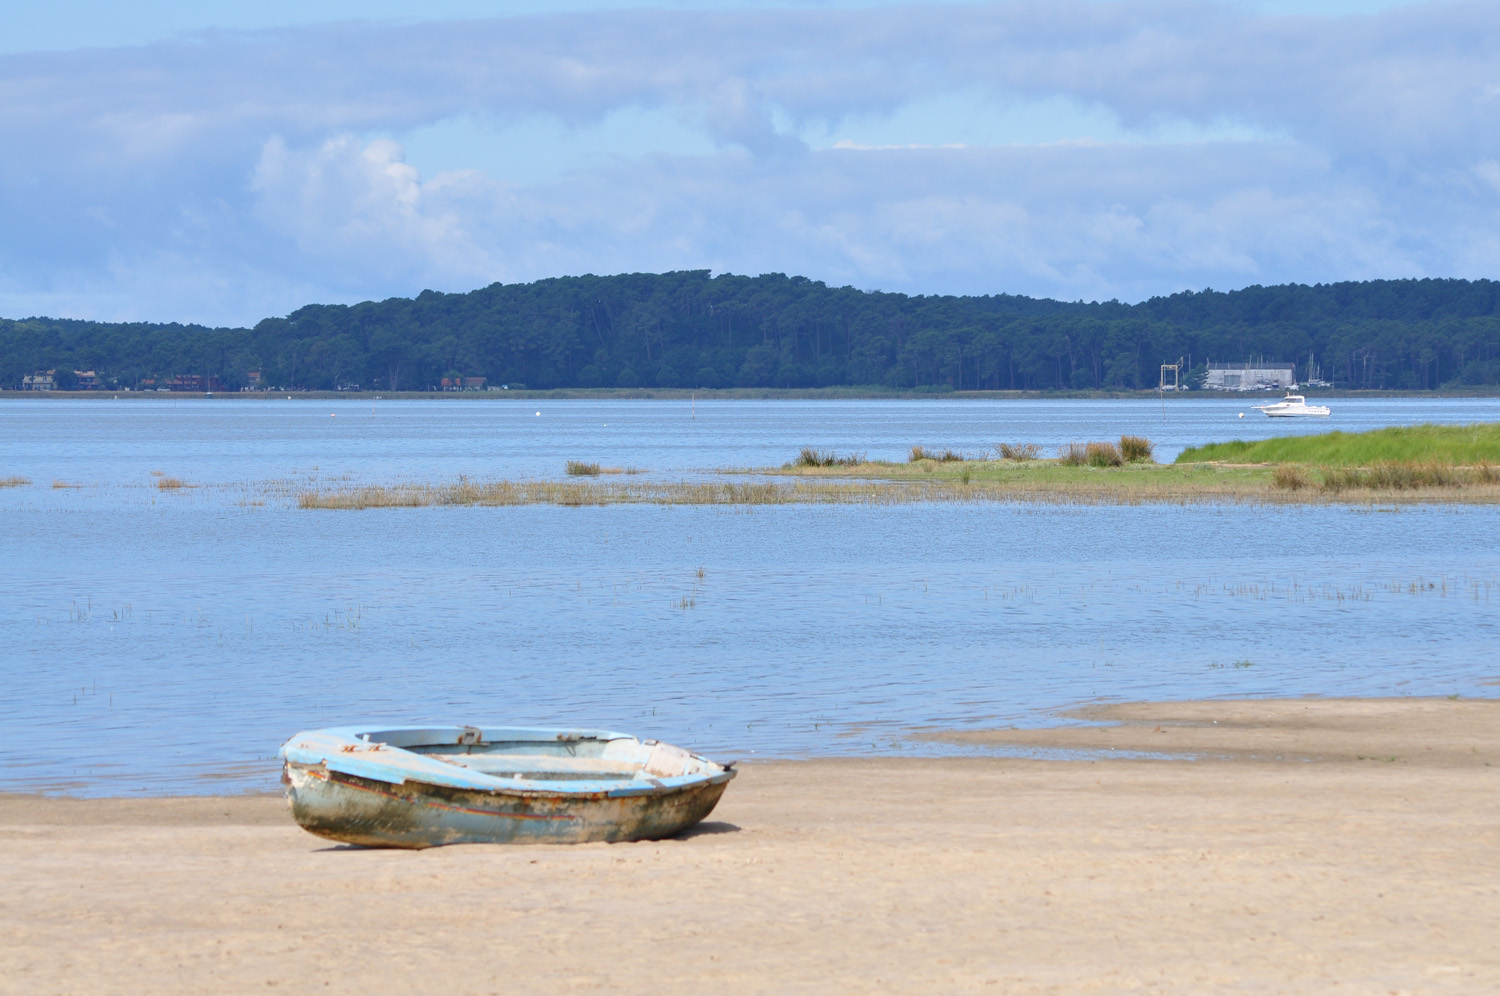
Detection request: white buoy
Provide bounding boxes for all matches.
[1238,412,1245,418]
[536,411,541,416]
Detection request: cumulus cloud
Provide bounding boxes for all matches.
[0,1,1497,323]
[251,135,500,285]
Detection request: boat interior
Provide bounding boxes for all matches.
[354,726,720,782]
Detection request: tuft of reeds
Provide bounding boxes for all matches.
[1085,441,1123,467]
[908,445,967,462]
[156,477,187,490]
[565,461,602,476]
[796,447,866,467]
[0,476,30,488]
[1271,465,1311,490]
[1057,443,1087,466]
[995,442,1041,461]
[1119,435,1154,463]
[51,480,80,489]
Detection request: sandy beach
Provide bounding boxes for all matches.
[4,698,1499,995]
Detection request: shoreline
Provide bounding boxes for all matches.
[4,697,1497,993]
[6,387,1500,401]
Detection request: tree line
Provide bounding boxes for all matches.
[4,271,1500,392]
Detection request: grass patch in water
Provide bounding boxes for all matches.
[156,477,188,490]
[0,476,30,488]
[761,439,1500,504]
[289,426,1500,509]
[299,478,986,509]
[565,461,641,476]
[908,445,971,463]
[796,447,866,467]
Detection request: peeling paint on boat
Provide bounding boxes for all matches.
[279,725,735,848]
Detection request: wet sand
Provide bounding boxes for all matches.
[3,698,1499,994]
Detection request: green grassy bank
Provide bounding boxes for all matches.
[1176,423,1500,465]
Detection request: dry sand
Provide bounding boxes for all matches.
[4,697,1499,995]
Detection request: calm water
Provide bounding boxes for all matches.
[3,396,1499,795]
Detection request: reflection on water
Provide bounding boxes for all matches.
[2,398,1498,795]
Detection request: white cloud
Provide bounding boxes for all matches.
[251,135,496,284]
[1,1,1498,322]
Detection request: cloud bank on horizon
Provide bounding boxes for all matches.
[0,0,1494,326]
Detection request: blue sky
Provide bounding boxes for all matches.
[1,0,1486,326]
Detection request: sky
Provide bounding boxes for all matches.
[1,0,1490,326]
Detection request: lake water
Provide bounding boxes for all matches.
[3,396,1499,795]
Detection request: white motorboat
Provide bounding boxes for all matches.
[1254,392,1330,418]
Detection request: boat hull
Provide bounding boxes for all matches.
[284,761,733,847]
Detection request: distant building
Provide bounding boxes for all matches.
[168,374,223,392]
[22,370,56,391]
[245,371,263,390]
[1203,362,1296,391]
[73,370,101,390]
[440,376,488,391]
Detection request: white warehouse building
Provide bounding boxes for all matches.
[1203,362,1296,391]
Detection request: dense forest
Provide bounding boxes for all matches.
[4,271,1500,392]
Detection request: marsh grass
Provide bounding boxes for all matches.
[1057,443,1088,466]
[1119,435,1154,463]
[296,469,1282,509]
[565,461,641,475]
[1085,441,1123,467]
[1317,460,1500,492]
[51,480,81,489]
[1178,422,1500,465]
[796,447,866,467]
[156,477,187,490]
[0,476,30,488]
[1272,465,1312,490]
[299,478,954,509]
[908,445,969,462]
[995,442,1041,461]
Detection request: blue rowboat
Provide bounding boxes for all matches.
[279,725,736,848]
